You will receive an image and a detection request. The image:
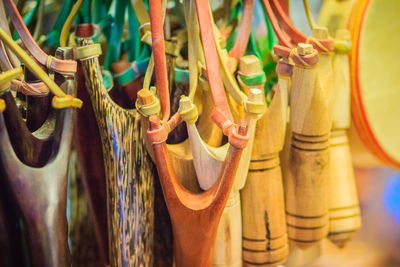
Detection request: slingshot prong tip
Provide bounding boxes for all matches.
[297,43,314,56]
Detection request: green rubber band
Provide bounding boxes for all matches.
[173,67,189,83]
[115,67,136,85]
[239,72,266,86]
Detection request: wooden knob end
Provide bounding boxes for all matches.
[137,88,154,106]
[248,88,263,103]
[239,55,262,75]
[297,43,314,56]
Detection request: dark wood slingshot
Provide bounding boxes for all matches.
[0,49,75,267]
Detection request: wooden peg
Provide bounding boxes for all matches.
[211,55,265,267]
[286,44,331,248]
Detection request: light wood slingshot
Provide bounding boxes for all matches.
[178,2,265,266]
[136,0,250,265]
[303,0,361,247]
[328,29,361,247]
[262,0,336,248]
[240,58,292,266]
[303,0,362,247]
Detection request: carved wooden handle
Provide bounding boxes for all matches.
[213,191,243,267]
[242,153,288,266]
[328,130,361,248]
[286,44,330,248]
[286,134,330,248]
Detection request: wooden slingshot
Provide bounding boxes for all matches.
[240,58,292,266]
[303,0,361,247]
[76,39,155,266]
[135,0,251,266]
[263,0,335,248]
[0,46,76,266]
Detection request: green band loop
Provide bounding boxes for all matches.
[173,67,189,83]
[239,72,266,86]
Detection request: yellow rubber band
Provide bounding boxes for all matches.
[289,48,311,67]
[75,43,103,60]
[243,98,265,114]
[334,39,351,54]
[131,0,150,26]
[135,89,161,117]
[0,28,82,109]
[0,67,23,90]
[46,55,54,69]
[52,95,83,109]
[306,37,330,53]
[303,0,316,30]
[178,95,198,124]
[60,0,84,47]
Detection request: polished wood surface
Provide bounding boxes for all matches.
[148,114,247,267]
[0,72,74,266]
[286,43,330,248]
[242,61,290,266]
[328,29,361,248]
[79,40,155,266]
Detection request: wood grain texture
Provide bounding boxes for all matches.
[241,79,289,266]
[79,41,154,266]
[147,114,246,267]
[75,61,109,265]
[286,45,331,248]
[182,88,262,267]
[68,149,103,267]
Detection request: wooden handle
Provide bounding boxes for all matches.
[328,130,361,247]
[213,191,243,267]
[286,44,330,248]
[328,29,361,247]
[286,134,330,248]
[242,71,289,266]
[242,154,288,266]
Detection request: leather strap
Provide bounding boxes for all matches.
[260,0,292,48]
[0,0,19,69]
[269,0,333,51]
[228,0,254,60]
[149,0,170,121]
[10,79,49,96]
[3,0,77,74]
[195,0,234,128]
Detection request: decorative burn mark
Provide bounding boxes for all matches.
[264,210,271,251]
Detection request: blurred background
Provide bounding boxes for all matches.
[274,1,400,266]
